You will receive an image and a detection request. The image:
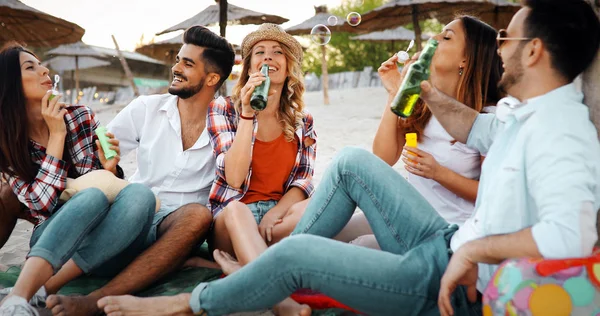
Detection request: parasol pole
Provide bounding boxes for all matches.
[411,4,423,51]
[320,45,330,105]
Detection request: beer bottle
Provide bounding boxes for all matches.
[390,39,438,118]
[250,64,271,111]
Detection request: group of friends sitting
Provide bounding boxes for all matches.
[0,0,599,315]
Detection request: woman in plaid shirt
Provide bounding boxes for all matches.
[0,44,156,314]
[207,24,316,314]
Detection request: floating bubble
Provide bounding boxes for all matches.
[397,40,415,63]
[327,16,338,26]
[311,24,331,46]
[347,12,362,27]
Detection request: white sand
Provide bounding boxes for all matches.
[0,87,408,314]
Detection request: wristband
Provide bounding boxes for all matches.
[239,113,255,120]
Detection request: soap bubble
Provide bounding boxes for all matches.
[347,12,362,26]
[327,16,338,26]
[311,24,331,45]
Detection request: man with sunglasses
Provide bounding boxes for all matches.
[419,0,600,315]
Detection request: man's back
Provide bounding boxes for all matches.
[108,94,215,209]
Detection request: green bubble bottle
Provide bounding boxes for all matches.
[250,64,270,111]
[390,39,438,118]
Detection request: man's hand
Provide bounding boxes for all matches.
[439,244,479,316]
[258,212,283,243]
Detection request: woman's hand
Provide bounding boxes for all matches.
[258,212,283,243]
[401,146,444,180]
[240,72,267,116]
[41,91,67,136]
[96,132,121,175]
[378,52,420,95]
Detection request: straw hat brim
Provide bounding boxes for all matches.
[242,24,303,63]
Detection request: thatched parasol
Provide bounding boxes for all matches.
[0,0,84,47]
[350,26,431,53]
[287,6,348,105]
[355,0,520,50]
[47,42,106,93]
[157,3,288,36]
[136,34,241,65]
[43,56,109,72]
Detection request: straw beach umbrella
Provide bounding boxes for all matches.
[0,0,84,47]
[287,6,348,105]
[136,34,241,65]
[47,42,106,93]
[43,56,109,72]
[157,2,289,37]
[350,26,431,53]
[355,0,520,50]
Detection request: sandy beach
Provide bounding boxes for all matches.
[0,86,408,314]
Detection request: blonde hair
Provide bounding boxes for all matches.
[232,42,305,142]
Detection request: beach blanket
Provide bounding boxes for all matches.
[0,265,359,315]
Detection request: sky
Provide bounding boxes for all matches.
[21,0,347,51]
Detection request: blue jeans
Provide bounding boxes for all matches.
[189,148,481,315]
[29,183,155,277]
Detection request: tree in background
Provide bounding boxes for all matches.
[302,0,443,75]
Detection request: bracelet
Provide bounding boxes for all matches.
[239,113,255,120]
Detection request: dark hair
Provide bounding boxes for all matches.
[521,0,600,81]
[404,15,504,137]
[0,43,37,182]
[183,26,235,89]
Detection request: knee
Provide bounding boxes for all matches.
[222,201,251,227]
[333,147,374,171]
[122,184,156,212]
[178,203,213,229]
[76,187,108,204]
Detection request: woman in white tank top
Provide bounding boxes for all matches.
[335,16,504,248]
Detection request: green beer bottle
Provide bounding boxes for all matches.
[250,64,271,111]
[390,39,438,118]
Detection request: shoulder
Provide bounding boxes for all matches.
[65,105,95,122]
[210,96,236,115]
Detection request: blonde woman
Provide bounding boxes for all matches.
[207,23,316,314]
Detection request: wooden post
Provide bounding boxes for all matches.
[320,44,330,105]
[217,0,228,96]
[218,0,227,37]
[111,35,140,97]
[74,56,80,96]
[411,5,423,51]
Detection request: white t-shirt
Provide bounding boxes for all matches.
[408,114,484,225]
[107,94,215,209]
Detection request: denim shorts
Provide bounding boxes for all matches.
[143,205,177,248]
[246,200,277,224]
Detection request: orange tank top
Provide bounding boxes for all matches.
[240,133,298,204]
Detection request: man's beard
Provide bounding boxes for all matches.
[498,45,525,96]
[169,77,205,99]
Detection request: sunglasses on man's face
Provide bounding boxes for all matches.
[496,29,533,48]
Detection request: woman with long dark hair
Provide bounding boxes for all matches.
[0,44,155,314]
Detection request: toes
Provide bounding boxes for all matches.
[97,296,112,309]
[51,303,64,316]
[103,303,122,314]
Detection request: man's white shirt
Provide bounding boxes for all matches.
[108,94,215,209]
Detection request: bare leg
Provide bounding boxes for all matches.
[46,204,212,316]
[44,260,83,294]
[98,293,194,316]
[216,201,309,315]
[268,199,308,245]
[5,257,53,302]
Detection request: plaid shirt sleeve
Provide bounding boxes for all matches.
[207,97,238,181]
[7,154,68,214]
[288,112,317,197]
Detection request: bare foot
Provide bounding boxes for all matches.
[46,294,101,316]
[213,250,242,275]
[98,294,194,316]
[273,298,311,316]
[183,257,221,270]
